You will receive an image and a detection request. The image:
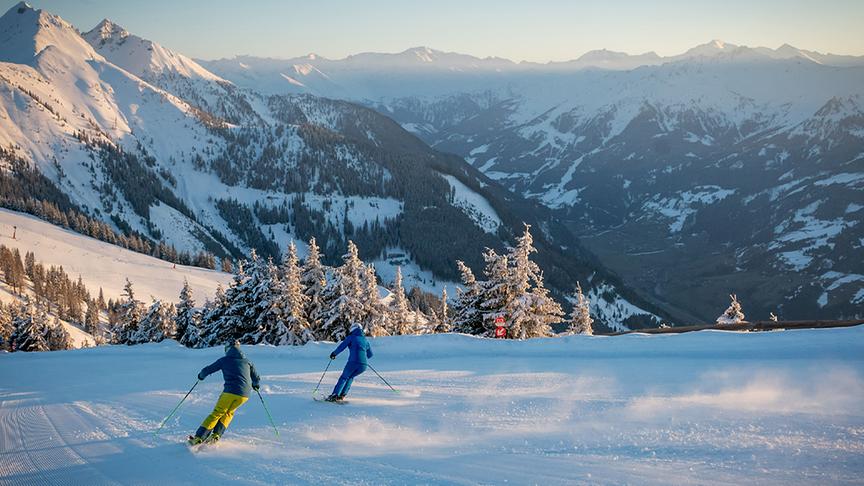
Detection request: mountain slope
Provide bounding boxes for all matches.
[0,3,662,330]
[203,40,864,322]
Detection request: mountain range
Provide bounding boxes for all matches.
[2,1,861,325]
[0,2,667,331]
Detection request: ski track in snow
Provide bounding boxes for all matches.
[1,329,863,485]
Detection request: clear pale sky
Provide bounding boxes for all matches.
[6,0,864,61]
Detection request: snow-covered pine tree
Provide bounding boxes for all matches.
[84,298,100,338]
[135,299,176,343]
[500,225,562,339]
[435,287,451,333]
[567,282,594,335]
[198,283,227,347]
[362,263,389,337]
[0,302,13,351]
[389,266,412,335]
[200,251,265,346]
[320,241,367,341]
[301,237,328,337]
[11,302,49,352]
[174,280,197,346]
[716,294,746,325]
[46,317,74,350]
[111,279,144,344]
[258,242,315,345]
[478,248,510,337]
[452,261,485,334]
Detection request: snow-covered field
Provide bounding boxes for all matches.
[1,327,862,485]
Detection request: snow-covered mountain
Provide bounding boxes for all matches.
[202,39,864,322]
[0,3,661,331]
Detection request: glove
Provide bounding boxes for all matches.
[253,383,260,391]
[329,353,336,360]
[197,373,204,380]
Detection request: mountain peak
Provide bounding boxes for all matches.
[87,18,130,44]
[0,1,98,65]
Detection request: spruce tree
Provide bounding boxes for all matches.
[260,242,314,345]
[567,282,594,335]
[135,300,176,343]
[301,237,328,337]
[436,287,451,333]
[111,279,144,344]
[11,303,49,352]
[452,261,485,335]
[363,263,389,337]
[320,241,367,341]
[390,266,411,335]
[46,317,74,350]
[0,302,13,351]
[175,280,198,346]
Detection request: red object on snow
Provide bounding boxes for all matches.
[495,326,507,338]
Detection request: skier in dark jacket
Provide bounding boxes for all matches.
[188,340,260,444]
[326,323,373,401]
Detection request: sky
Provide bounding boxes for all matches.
[5,0,864,62]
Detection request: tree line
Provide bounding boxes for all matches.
[1,225,596,353]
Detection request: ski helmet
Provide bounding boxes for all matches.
[350,322,363,333]
[224,340,240,353]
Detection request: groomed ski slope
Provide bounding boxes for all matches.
[0,208,231,302]
[1,328,862,485]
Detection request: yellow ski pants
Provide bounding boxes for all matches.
[200,392,248,430]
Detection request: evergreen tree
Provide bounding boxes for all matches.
[199,283,228,347]
[363,263,389,337]
[389,266,411,335]
[452,261,485,335]
[111,279,144,344]
[135,299,176,343]
[567,282,594,335]
[436,287,451,333]
[301,237,328,336]
[717,294,745,325]
[46,317,74,351]
[320,241,367,341]
[0,302,13,351]
[175,280,198,346]
[11,303,49,352]
[260,242,314,345]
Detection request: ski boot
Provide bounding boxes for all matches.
[207,423,226,443]
[336,394,346,402]
[188,426,211,445]
[325,394,340,402]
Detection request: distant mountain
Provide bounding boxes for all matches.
[0,2,663,331]
[202,39,864,322]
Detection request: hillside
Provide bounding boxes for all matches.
[0,3,663,330]
[0,327,862,484]
[0,208,230,303]
[203,41,864,322]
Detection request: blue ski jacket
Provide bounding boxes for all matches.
[198,344,260,397]
[332,327,374,364]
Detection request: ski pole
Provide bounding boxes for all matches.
[312,358,333,396]
[153,379,199,437]
[255,389,279,438]
[367,363,398,393]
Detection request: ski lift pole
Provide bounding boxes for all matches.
[255,389,279,437]
[367,363,398,393]
[312,358,333,396]
[153,379,199,437]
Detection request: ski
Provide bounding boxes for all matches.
[312,396,348,404]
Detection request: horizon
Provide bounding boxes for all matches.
[4,0,863,63]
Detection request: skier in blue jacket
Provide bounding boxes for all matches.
[326,322,373,401]
[188,340,260,444]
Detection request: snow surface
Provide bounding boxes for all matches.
[441,174,502,233]
[1,327,862,484]
[0,208,230,302]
